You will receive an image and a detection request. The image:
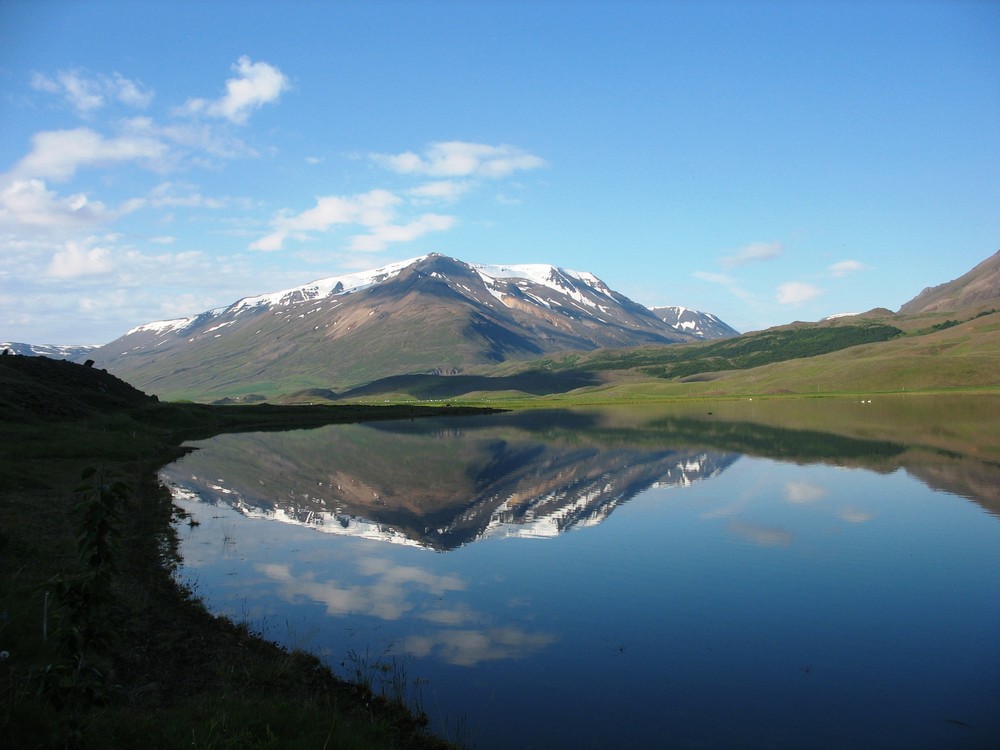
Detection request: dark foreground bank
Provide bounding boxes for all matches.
[0,355,488,749]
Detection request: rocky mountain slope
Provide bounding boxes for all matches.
[88,254,700,399]
[898,249,1000,314]
[650,306,740,339]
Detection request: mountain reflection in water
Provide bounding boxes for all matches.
[162,401,1000,550]
[162,410,743,550]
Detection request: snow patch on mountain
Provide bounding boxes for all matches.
[822,312,861,320]
[229,255,427,315]
[128,316,201,336]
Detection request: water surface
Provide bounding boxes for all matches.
[163,398,1000,749]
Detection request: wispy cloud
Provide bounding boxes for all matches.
[407,180,472,204]
[693,270,736,286]
[31,69,154,114]
[693,269,754,302]
[178,56,290,124]
[371,141,546,179]
[721,241,783,268]
[776,281,822,305]
[828,259,868,277]
[147,181,227,209]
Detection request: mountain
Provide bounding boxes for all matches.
[898,249,1000,314]
[89,254,698,399]
[0,342,100,360]
[650,306,739,339]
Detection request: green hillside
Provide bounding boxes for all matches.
[327,308,1000,404]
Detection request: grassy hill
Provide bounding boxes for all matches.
[314,306,1000,404]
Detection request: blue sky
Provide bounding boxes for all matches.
[2,0,998,344]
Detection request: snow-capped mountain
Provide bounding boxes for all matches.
[0,342,100,360]
[650,306,739,339]
[90,254,701,399]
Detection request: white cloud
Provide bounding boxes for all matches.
[829,259,868,277]
[251,189,403,251]
[371,141,546,179]
[0,178,120,230]
[10,127,168,182]
[47,240,114,278]
[349,213,456,252]
[31,69,153,114]
[776,281,822,305]
[721,241,784,268]
[180,56,290,124]
[252,188,457,253]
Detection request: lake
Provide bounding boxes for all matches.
[161,397,1000,749]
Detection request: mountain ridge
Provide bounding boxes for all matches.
[898,249,1000,314]
[86,254,709,399]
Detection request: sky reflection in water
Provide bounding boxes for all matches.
[166,405,1000,749]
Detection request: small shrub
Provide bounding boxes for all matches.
[40,467,130,710]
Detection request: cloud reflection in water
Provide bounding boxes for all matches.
[256,555,555,666]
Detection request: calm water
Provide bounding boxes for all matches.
[162,400,1000,749]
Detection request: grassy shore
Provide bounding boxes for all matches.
[0,355,490,749]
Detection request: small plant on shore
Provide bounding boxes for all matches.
[39,467,129,710]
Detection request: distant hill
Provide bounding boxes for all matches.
[0,342,100,360]
[88,254,700,399]
[650,306,739,339]
[899,249,1000,314]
